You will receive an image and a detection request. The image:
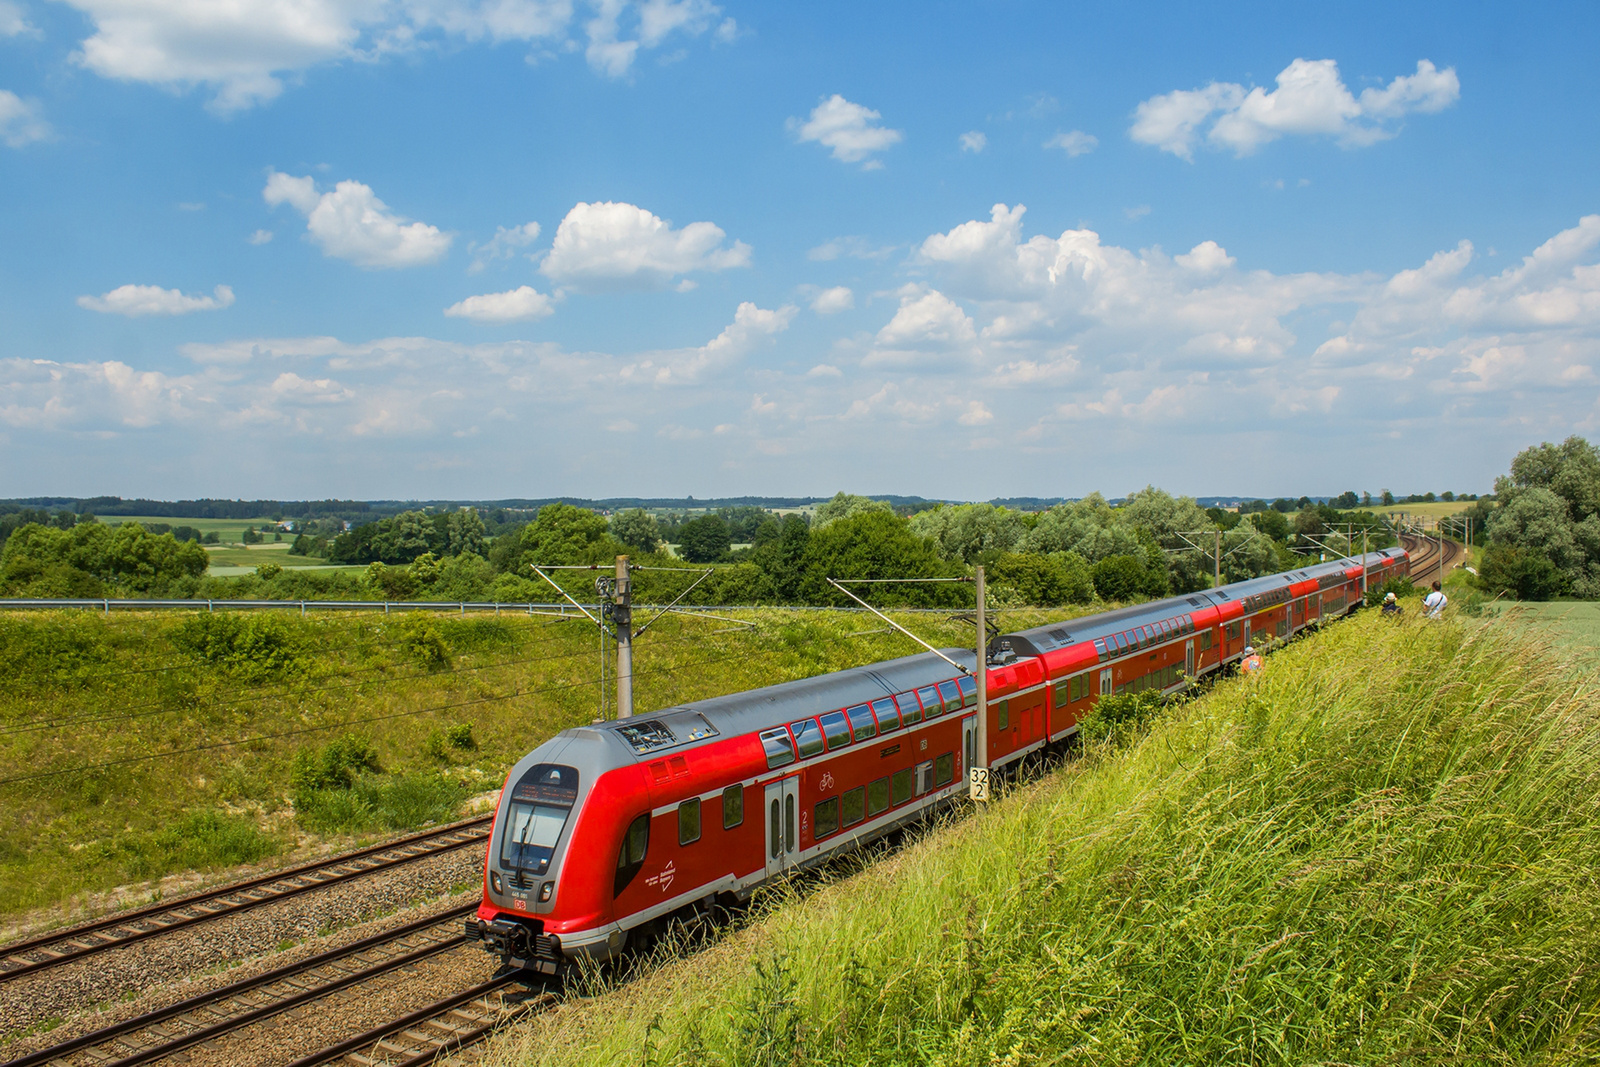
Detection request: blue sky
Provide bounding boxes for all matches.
[3,0,1598,501]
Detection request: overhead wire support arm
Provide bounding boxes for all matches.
[631,567,717,639]
[825,577,971,675]
[528,566,608,634]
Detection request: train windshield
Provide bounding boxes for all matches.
[500,763,579,876]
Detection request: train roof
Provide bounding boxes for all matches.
[577,646,978,762]
[995,550,1402,658]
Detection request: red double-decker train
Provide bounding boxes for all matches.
[466,549,1409,974]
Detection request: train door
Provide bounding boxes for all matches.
[1185,638,1195,680]
[1242,620,1251,649]
[962,714,977,776]
[1099,668,1113,697]
[763,777,799,879]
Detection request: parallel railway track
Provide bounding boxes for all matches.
[2,905,485,1067]
[0,816,491,983]
[1400,532,1464,585]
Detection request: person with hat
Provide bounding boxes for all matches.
[1381,591,1402,617]
[1240,644,1263,676]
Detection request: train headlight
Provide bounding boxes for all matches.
[490,871,503,894]
[538,881,554,903]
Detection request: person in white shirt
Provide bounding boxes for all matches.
[1422,580,1447,619]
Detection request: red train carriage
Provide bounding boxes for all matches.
[468,548,1408,974]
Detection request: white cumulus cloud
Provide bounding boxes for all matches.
[810,286,854,314]
[59,0,727,113]
[1132,58,1459,160]
[264,171,452,268]
[77,283,235,316]
[791,94,903,167]
[873,287,977,355]
[443,285,557,323]
[959,130,986,153]
[0,2,33,37]
[0,90,50,147]
[1045,130,1097,156]
[539,200,750,290]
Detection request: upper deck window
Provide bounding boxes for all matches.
[957,675,977,707]
[936,680,962,714]
[759,727,796,769]
[846,703,877,741]
[897,691,923,726]
[790,718,825,758]
[871,696,900,732]
[917,686,944,719]
[819,710,852,750]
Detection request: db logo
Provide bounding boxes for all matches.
[513,898,526,910]
[645,861,676,893]
[818,771,835,792]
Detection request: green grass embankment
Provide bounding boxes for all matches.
[0,606,1083,925]
[495,611,1600,1065]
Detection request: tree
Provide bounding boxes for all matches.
[1247,510,1291,543]
[677,515,732,563]
[1479,544,1569,601]
[748,515,811,601]
[1381,489,1396,506]
[515,503,620,567]
[0,521,208,597]
[1090,555,1152,602]
[1020,494,1142,561]
[813,492,894,528]
[609,509,662,555]
[1120,486,1215,593]
[907,503,1026,564]
[988,551,1094,606]
[796,511,963,607]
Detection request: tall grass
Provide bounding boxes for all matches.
[496,614,1600,1065]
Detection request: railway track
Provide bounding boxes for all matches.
[1,905,488,1067]
[1400,532,1464,585]
[283,976,546,1067]
[0,815,492,983]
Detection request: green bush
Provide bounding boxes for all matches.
[295,771,468,833]
[0,614,113,688]
[1364,573,1416,607]
[170,612,307,680]
[1076,688,1165,746]
[425,721,477,761]
[291,734,380,795]
[397,615,452,670]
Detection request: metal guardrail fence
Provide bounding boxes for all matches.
[0,598,963,615]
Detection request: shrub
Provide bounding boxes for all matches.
[1478,544,1570,601]
[397,615,452,670]
[170,612,306,680]
[1365,574,1416,607]
[1076,688,1164,746]
[425,721,477,761]
[290,734,380,795]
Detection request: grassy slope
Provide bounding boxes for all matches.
[494,611,1600,1066]
[0,606,1081,924]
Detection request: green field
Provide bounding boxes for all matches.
[201,542,365,575]
[488,608,1600,1066]
[1380,500,1474,521]
[0,604,1083,929]
[109,515,281,542]
[1482,600,1600,659]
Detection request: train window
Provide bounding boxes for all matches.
[871,696,900,732]
[759,727,796,769]
[501,763,579,878]
[1201,631,1213,650]
[917,686,943,718]
[937,680,962,713]
[897,691,923,726]
[1052,680,1069,707]
[957,675,977,707]
[1073,674,1088,702]
[819,710,852,750]
[785,794,795,852]
[842,786,866,827]
[790,718,825,758]
[997,700,1009,730]
[915,761,935,796]
[934,753,954,787]
[678,798,701,846]
[867,776,890,816]
[891,767,913,805]
[846,703,877,741]
[1114,632,1128,654]
[722,785,743,830]
[1094,639,1108,661]
[614,813,649,896]
[814,797,840,839]
[1277,620,1288,637]
[769,800,781,859]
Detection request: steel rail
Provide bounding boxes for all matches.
[0,904,477,1067]
[0,815,491,982]
[281,975,540,1067]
